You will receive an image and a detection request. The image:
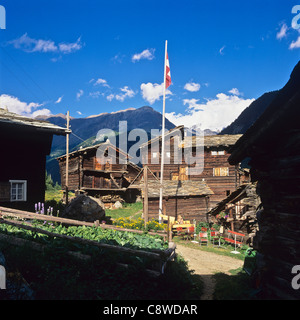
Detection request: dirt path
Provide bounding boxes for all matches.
[176,244,244,300]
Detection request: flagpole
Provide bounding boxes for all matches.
[159,40,168,223]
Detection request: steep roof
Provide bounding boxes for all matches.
[0,108,68,135]
[179,134,243,148]
[206,183,249,216]
[56,140,130,160]
[132,179,214,198]
[139,125,184,149]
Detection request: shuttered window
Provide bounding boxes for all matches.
[213,167,229,176]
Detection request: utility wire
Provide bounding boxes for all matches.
[71,131,86,142]
[0,60,42,103]
[1,46,53,102]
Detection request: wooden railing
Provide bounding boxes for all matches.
[0,206,174,275]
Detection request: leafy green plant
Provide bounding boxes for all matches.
[0,221,168,252]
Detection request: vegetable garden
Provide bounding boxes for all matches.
[0,206,202,300]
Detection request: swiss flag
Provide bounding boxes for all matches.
[165,53,171,89]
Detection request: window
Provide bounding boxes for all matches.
[166,152,170,158]
[9,180,27,201]
[213,167,229,176]
[211,150,225,155]
[152,152,158,158]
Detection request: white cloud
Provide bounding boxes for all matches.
[140,82,172,105]
[106,94,114,102]
[76,89,84,100]
[228,88,242,96]
[31,108,52,118]
[165,93,254,132]
[55,96,63,104]
[276,23,288,40]
[76,111,82,115]
[289,36,300,49]
[8,33,83,55]
[89,91,103,99]
[219,45,226,55]
[58,37,83,54]
[93,78,110,88]
[184,82,201,92]
[132,49,155,62]
[0,94,52,118]
[106,86,136,102]
[8,33,57,53]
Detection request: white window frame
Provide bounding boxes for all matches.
[211,150,225,155]
[9,180,27,202]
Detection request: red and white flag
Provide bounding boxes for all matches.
[165,52,171,89]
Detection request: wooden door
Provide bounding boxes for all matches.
[179,166,188,180]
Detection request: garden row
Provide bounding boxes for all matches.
[0,206,205,300]
[0,206,174,275]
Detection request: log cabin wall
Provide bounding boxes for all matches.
[141,135,240,209]
[146,196,209,222]
[227,61,300,299]
[0,109,67,212]
[59,156,80,190]
[57,143,141,201]
[246,130,300,299]
[196,148,238,207]
[0,135,48,211]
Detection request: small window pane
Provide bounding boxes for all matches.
[10,181,26,201]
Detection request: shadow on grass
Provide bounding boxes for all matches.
[213,268,262,300]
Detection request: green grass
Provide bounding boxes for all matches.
[105,202,143,220]
[45,189,75,202]
[45,189,143,219]
[172,236,247,261]
[212,268,259,300]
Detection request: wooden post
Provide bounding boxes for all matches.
[65,111,70,205]
[229,207,234,231]
[143,166,149,227]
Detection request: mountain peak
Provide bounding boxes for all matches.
[87,107,138,119]
[35,113,75,120]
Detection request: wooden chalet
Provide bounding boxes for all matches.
[0,108,67,211]
[179,133,247,206]
[139,126,245,217]
[57,141,141,205]
[228,61,300,299]
[133,179,213,221]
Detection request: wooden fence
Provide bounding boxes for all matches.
[0,206,175,276]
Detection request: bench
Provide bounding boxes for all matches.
[224,230,245,254]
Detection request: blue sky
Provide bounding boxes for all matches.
[0,0,300,131]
